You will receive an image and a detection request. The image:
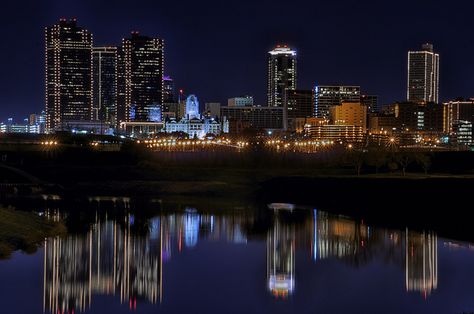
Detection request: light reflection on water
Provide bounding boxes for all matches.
[2,203,474,313]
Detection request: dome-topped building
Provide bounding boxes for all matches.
[185,95,200,119]
[164,94,227,139]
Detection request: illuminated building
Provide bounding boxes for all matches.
[306,124,365,143]
[407,43,440,104]
[452,120,473,146]
[394,102,445,132]
[45,18,93,132]
[117,32,164,123]
[0,117,44,134]
[329,102,367,132]
[185,94,200,119]
[228,96,254,107]
[443,99,474,133]
[361,94,379,113]
[314,85,360,119]
[162,77,177,119]
[93,47,117,125]
[29,111,47,133]
[285,89,313,131]
[164,95,224,138]
[220,106,286,133]
[267,45,297,108]
[163,76,175,103]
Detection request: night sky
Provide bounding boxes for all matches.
[1,0,473,121]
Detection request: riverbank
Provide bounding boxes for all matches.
[0,208,66,258]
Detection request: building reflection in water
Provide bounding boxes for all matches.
[42,205,440,313]
[266,212,295,298]
[43,214,162,314]
[43,208,251,314]
[405,230,438,297]
[311,209,438,298]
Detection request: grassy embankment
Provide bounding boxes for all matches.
[0,208,66,259]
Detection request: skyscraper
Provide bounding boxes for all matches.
[117,32,164,123]
[313,85,360,119]
[267,45,297,107]
[162,76,175,103]
[92,47,117,124]
[407,43,440,104]
[45,18,93,132]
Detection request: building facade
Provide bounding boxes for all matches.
[162,76,175,103]
[361,95,379,113]
[92,47,117,124]
[45,18,93,132]
[164,95,224,139]
[314,85,360,119]
[220,106,285,133]
[228,96,254,107]
[329,102,367,132]
[117,32,164,123]
[407,43,440,104]
[267,46,297,108]
[444,99,474,133]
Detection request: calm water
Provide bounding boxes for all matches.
[1,202,474,314]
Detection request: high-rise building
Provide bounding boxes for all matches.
[267,45,297,107]
[228,96,254,107]
[45,18,93,132]
[313,85,360,119]
[117,32,164,123]
[407,43,440,104]
[163,76,175,103]
[93,47,117,124]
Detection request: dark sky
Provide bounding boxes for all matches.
[1,0,473,121]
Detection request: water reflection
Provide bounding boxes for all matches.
[41,205,440,313]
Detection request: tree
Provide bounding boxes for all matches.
[346,149,366,176]
[366,148,388,174]
[415,153,432,175]
[396,152,413,176]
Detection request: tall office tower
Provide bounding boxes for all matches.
[117,32,164,123]
[267,45,297,107]
[407,43,440,104]
[313,85,360,119]
[92,47,117,124]
[45,18,93,132]
[163,76,175,103]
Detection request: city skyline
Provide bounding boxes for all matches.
[2,0,474,121]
